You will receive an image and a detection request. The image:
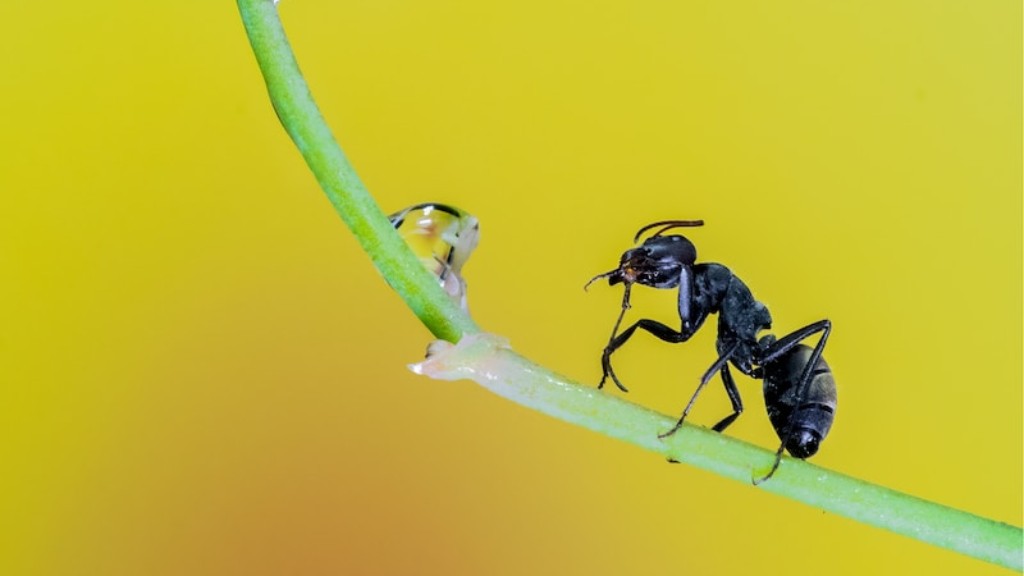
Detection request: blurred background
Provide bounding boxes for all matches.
[1,1,1020,574]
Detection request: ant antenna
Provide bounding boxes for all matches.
[633,220,704,243]
[584,269,620,291]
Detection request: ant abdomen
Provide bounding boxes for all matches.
[762,344,837,459]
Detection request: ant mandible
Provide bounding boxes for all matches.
[586,220,836,482]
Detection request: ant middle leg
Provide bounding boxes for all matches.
[711,364,744,433]
[659,342,739,438]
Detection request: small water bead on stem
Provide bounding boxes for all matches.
[389,202,480,311]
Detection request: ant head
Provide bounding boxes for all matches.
[632,219,702,269]
[585,219,704,291]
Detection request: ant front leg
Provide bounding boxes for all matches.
[600,267,702,392]
[601,317,696,392]
[598,284,633,392]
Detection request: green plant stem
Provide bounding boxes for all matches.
[236,1,1023,571]
[413,334,1023,570]
[237,0,477,343]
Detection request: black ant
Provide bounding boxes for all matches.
[586,220,836,482]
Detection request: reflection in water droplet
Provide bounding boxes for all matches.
[388,202,480,310]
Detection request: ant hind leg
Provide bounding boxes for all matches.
[754,319,832,484]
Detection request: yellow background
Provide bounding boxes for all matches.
[1,1,1020,575]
